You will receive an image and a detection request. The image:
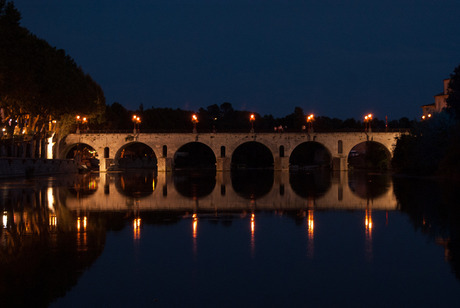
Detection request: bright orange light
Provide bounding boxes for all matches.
[364,113,373,122]
[250,114,255,121]
[365,209,373,235]
[428,113,432,118]
[421,115,426,120]
[251,213,255,234]
[192,214,198,238]
[82,117,87,123]
[192,114,198,123]
[133,218,141,239]
[307,114,314,122]
[76,115,80,120]
[307,210,314,239]
[3,211,7,228]
[49,215,57,227]
[77,216,87,231]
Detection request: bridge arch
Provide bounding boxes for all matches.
[347,141,391,170]
[231,141,274,169]
[115,142,157,169]
[289,141,332,169]
[173,142,216,169]
[63,142,99,169]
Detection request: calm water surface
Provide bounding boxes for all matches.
[1,170,459,307]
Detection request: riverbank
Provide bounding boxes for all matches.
[0,158,78,178]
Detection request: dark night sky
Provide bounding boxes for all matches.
[13,0,460,120]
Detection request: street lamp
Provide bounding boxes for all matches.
[76,115,88,133]
[191,114,198,133]
[364,113,373,133]
[249,114,255,133]
[76,115,81,133]
[82,117,87,132]
[132,115,141,133]
[306,114,315,133]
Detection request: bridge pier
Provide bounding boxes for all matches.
[99,158,113,172]
[158,157,173,172]
[216,157,231,171]
[274,157,289,170]
[332,156,348,171]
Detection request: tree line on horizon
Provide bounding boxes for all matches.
[96,101,415,133]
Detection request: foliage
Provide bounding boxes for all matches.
[365,141,390,170]
[0,1,105,135]
[392,112,457,175]
[447,64,460,119]
[392,64,460,177]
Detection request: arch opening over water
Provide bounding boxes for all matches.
[289,142,331,170]
[174,142,216,170]
[116,142,157,170]
[65,143,99,170]
[231,141,274,169]
[348,141,391,170]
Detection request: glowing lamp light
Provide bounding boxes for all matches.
[191,114,199,133]
[192,213,198,238]
[364,113,373,132]
[49,215,57,227]
[133,218,141,240]
[2,211,7,228]
[132,115,141,133]
[307,114,314,122]
[249,114,256,133]
[307,210,314,239]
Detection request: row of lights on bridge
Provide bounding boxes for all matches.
[74,113,380,134]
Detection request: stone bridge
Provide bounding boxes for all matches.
[60,131,401,171]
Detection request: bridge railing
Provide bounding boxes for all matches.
[76,128,410,134]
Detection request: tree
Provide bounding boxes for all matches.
[0,1,105,136]
[447,64,460,119]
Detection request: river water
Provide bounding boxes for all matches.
[0,170,459,307]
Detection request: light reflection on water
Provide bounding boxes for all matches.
[0,171,459,307]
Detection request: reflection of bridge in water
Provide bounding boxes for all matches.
[64,171,398,212]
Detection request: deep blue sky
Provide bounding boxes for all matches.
[13,0,460,120]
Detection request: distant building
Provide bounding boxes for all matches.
[421,79,450,119]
